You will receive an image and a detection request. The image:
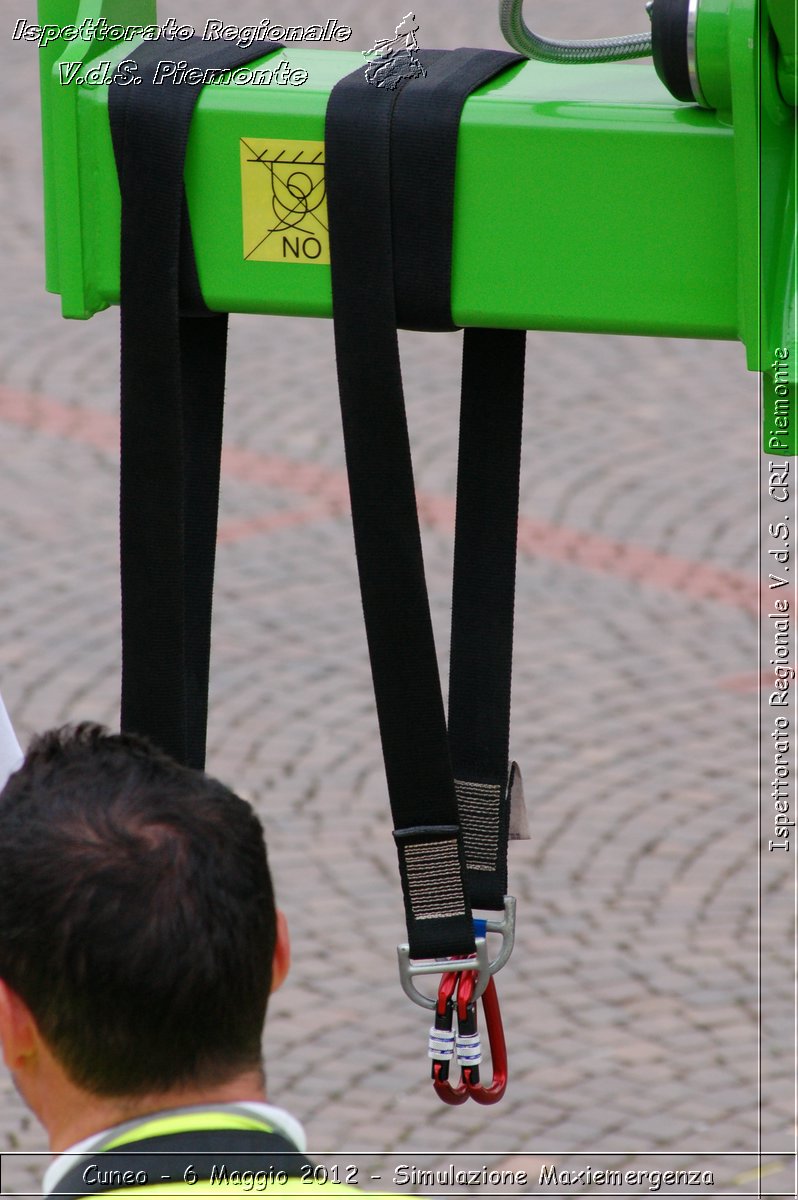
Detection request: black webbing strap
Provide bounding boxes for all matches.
[448,328,526,909]
[388,48,526,911]
[325,48,526,957]
[389,48,522,334]
[326,59,472,959]
[109,38,282,769]
[52,1128,313,1199]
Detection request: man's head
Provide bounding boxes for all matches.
[0,723,284,1105]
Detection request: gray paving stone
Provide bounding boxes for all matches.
[0,0,788,1192]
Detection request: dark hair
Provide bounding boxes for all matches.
[0,724,276,1097]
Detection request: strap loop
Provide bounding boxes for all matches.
[326,47,526,964]
[109,38,282,768]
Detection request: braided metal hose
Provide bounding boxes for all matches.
[499,0,653,64]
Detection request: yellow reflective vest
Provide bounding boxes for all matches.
[46,1107,399,1200]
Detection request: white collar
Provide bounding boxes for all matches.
[0,690,22,791]
[43,1102,306,1196]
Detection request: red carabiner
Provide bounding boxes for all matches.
[431,971,508,1105]
[464,974,507,1104]
[432,971,470,1105]
[432,1060,470,1104]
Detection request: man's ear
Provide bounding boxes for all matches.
[0,980,37,1071]
[270,909,291,994]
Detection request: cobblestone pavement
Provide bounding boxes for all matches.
[0,1,793,1196]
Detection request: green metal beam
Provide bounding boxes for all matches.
[37,0,795,394]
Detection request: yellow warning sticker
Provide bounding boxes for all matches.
[240,137,329,265]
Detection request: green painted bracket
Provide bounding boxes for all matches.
[767,0,797,102]
[38,0,157,310]
[37,1,796,447]
[747,0,798,450]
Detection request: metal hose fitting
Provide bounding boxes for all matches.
[499,0,653,64]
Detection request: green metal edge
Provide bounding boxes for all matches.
[42,0,792,374]
[39,1,158,315]
[64,44,739,342]
[755,1,798,451]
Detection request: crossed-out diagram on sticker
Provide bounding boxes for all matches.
[241,137,330,265]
